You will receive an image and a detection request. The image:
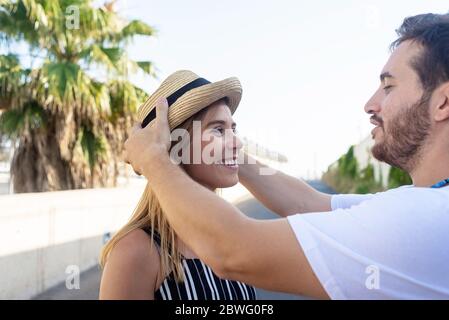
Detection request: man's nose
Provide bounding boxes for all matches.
[364,92,382,115]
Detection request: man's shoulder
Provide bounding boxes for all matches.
[362,184,449,211]
[383,184,449,196]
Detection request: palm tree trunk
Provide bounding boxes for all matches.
[10,109,126,193]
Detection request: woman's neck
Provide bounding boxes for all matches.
[176,236,198,259]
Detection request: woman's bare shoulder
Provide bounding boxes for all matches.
[114,228,160,264]
[99,228,161,299]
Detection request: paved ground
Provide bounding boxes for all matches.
[33,180,335,300]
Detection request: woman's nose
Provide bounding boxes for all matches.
[225,130,243,150]
[234,134,243,150]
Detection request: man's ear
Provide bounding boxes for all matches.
[434,82,449,122]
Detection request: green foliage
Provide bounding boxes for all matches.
[354,163,383,194]
[322,146,384,194]
[388,166,412,189]
[338,146,358,179]
[0,109,24,136]
[0,100,47,137]
[323,146,414,194]
[78,125,106,169]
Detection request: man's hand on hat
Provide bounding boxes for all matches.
[123,98,171,176]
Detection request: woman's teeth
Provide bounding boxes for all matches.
[216,159,237,166]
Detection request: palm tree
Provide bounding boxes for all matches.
[0,0,155,192]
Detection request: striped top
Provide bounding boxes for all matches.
[142,227,257,300]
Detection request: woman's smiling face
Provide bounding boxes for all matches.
[182,99,243,190]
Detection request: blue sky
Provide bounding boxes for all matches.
[9,0,449,178]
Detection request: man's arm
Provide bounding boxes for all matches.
[143,154,329,299]
[238,154,332,216]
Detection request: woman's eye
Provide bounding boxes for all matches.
[383,85,393,93]
[212,127,237,135]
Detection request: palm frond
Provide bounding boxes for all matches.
[42,61,81,103]
[79,125,107,169]
[0,100,46,137]
[136,61,156,76]
[120,20,156,38]
[87,80,111,116]
[0,108,25,137]
[0,0,50,47]
[80,45,123,71]
[0,54,29,109]
[109,80,147,119]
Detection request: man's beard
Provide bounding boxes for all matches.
[371,92,431,172]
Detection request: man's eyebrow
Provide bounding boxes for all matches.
[206,120,236,127]
[380,72,394,82]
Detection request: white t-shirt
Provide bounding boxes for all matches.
[287,185,449,299]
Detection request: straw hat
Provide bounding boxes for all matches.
[137,70,243,129]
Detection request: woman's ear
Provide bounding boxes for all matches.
[434,82,449,122]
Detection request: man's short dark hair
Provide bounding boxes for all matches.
[391,13,449,93]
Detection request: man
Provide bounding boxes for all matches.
[124,13,449,299]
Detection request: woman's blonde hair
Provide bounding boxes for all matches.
[99,99,226,282]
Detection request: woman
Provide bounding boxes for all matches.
[99,70,257,300]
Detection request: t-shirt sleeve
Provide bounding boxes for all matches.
[330,185,414,210]
[287,188,449,299]
[330,193,374,210]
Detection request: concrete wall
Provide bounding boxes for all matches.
[0,180,147,299]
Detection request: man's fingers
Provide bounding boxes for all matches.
[154,97,169,130]
[127,123,141,137]
[123,148,129,164]
[123,149,141,175]
[124,98,169,176]
[123,123,144,175]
